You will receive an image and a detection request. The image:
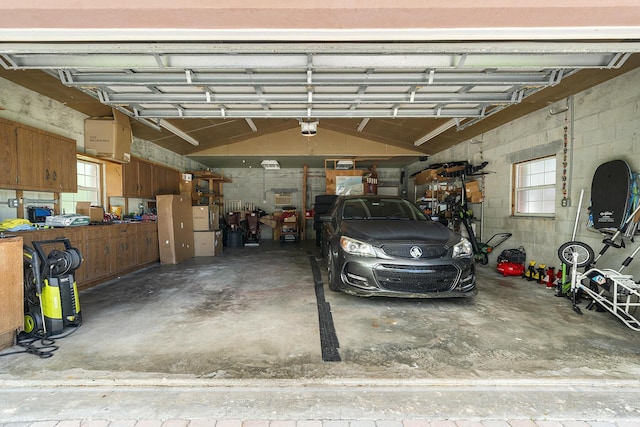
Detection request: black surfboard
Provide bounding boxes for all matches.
[591,159,632,230]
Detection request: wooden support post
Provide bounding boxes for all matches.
[15,190,24,219]
[302,165,308,240]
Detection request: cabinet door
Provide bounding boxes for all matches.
[16,127,47,189]
[110,224,138,272]
[15,126,77,192]
[82,227,111,283]
[49,134,77,192]
[152,165,168,195]
[166,169,180,195]
[0,121,18,187]
[138,223,159,264]
[137,160,153,198]
[122,159,139,197]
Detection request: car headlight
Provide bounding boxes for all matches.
[452,238,473,258]
[340,236,376,257]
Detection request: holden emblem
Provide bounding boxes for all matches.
[410,246,423,259]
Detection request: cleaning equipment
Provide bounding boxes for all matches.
[23,238,82,337]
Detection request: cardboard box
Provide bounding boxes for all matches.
[469,192,484,203]
[157,195,194,264]
[84,109,132,163]
[75,202,104,223]
[193,230,223,256]
[283,215,297,223]
[465,180,480,193]
[415,169,441,185]
[192,205,217,231]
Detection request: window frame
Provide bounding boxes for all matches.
[60,158,103,214]
[512,155,557,217]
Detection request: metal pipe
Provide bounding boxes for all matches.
[572,189,584,241]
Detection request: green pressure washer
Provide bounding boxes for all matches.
[23,238,83,337]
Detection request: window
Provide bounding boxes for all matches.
[513,156,556,216]
[60,160,101,214]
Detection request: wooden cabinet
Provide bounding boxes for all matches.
[0,121,18,187]
[122,157,153,198]
[138,222,159,265]
[82,226,111,283]
[15,222,159,291]
[152,164,180,195]
[1,121,78,192]
[107,156,180,199]
[0,236,24,351]
[110,224,138,272]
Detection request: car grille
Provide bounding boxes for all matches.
[381,244,447,259]
[374,264,460,293]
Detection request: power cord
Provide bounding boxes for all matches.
[0,326,80,359]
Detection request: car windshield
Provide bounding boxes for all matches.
[340,198,429,220]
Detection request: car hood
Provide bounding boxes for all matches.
[341,219,457,246]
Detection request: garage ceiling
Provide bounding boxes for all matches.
[0,3,639,169]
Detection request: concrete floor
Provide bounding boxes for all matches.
[1,240,640,423]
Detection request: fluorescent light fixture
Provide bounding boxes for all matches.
[336,160,354,170]
[159,119,200,146]
[414,119,458,146]
[261,160,280,170]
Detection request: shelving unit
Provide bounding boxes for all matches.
[413,174,484,241]
[188,171,231,207]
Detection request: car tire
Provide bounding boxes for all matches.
[327,248,341,292]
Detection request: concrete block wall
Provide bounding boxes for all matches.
[220,167,402,215]
[219,166,402,239]
[408,66,640,277]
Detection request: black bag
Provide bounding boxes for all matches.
[497,247,526,265]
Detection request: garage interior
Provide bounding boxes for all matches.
[1,2,640,425]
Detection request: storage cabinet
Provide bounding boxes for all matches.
[122,157,153,198]
[152,164,180,195]
[107,156,180,199]
[110,224,138,272]
[0,236,24,351]
[0,122,18,187]
[2,121,78,192]
[138,222,159,265]
[15,222,160,290]
[82,226,111,282]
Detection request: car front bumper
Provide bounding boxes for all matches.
[336,254,476,298]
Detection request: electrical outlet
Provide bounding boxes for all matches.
[7,198,18,208]
[561,197,571,207]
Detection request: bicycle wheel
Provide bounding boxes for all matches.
[557,241,595,267]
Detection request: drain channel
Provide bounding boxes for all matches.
[308,253,341,362]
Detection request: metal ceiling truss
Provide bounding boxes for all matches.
[0,42,637,126]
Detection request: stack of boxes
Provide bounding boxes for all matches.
[192,205,223,256]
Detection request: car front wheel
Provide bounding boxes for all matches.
[327,248,341,292]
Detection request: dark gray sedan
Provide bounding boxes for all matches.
[321,195,476,298]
